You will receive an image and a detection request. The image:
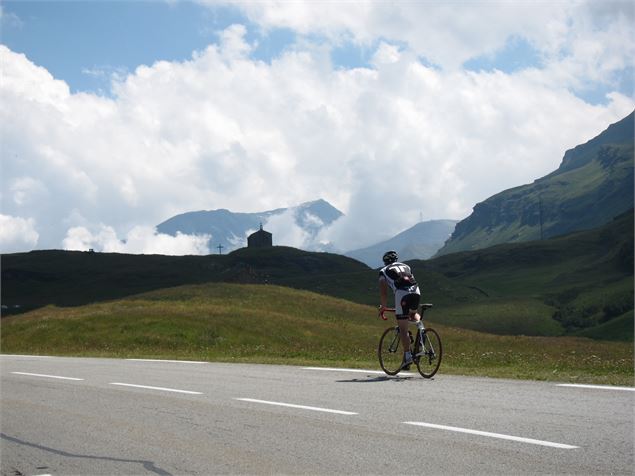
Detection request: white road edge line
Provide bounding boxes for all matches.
[303,366,415,376]
[11,372,83,381]
[557,383,635,392]
[126,359,207,364]
[235,398,358,415]
[110,383,203,395]
[404,422,579,449]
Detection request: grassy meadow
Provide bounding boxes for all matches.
[2,212,632,385]
[3,211,632,343]
[2,283,632,386]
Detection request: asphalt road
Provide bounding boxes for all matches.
[1,355,633,475]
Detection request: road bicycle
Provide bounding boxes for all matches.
[378,304,442,378]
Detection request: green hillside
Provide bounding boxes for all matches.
[417,210,633,339]
[2,211,632,341]
[1,283,632,385]
[1,246,373,313]
[438,112,634,255]
[0,246,486,330]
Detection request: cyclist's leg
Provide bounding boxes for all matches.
[401,291,421,324]
[403,292,422,361]
[408,288,422,322]
[397,318,411,351]
[395,290,412,357]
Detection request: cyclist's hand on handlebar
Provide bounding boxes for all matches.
[378,305,388,320]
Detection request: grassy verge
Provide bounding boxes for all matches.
[1,283,632,386]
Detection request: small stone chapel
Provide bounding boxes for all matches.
[247,224,273,248]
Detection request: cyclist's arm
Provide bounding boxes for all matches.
[379,276,389,309]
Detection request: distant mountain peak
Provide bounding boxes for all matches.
[345,219,458,267]
[554,110,634,176]
[436,112,634,256]
[156,199,343,253]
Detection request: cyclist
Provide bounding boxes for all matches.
[379,250,421,369]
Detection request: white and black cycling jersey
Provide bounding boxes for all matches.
[378,262,419,293]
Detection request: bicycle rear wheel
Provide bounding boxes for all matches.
[378,327,404,376]
[415,328,442,378]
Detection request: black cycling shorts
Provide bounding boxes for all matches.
[395,291,421,319]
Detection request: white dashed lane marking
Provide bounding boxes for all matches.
[110,382,203,395]
[404,421,579,449]
[11,372,83,381]
[557,383,635,392]
[235,398,358,415]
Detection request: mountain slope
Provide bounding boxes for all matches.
[3,212,631,340]
[156,199,343,252]
[346,220,457,267]
[416,209,633,338]
[1,246,371,314]
[437,112,634,255]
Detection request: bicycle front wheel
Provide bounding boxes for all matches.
[415,328,442,378]
[378,326,403,376]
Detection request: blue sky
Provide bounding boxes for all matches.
[3,1,250,93]
[3,1,368,94]
[5,1,631,103]
[1,1,634,253]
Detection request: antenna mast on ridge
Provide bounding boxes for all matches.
[538,194,544,240]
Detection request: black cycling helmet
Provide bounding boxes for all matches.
[382,250,398,265]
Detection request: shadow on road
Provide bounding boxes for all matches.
[1,433,172,476]
[336,375,416,383]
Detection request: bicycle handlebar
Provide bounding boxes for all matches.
[379,304,433,320]
[378,306,395,320]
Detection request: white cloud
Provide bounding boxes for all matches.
[1,3,634,254]
[263,209,310,249]
[300,212,324,229]
[372,42,401,66]
[219,1,634,88]
[0,215,39,253]
[62,225,210,255]
[0,4,23,29]
[218,23,252,59]
[9,176,48,206]
[227,232,247,250]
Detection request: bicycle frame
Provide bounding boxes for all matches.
[379,306,426,347]
[377,305,442,378]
